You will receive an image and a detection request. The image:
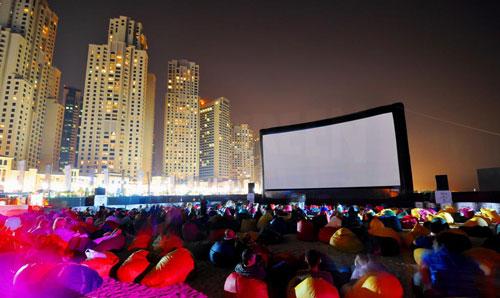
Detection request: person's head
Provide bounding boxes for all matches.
[305,249,321,269]
[241,249,256,267]
[52,217,66,230]
[430,218,449,235]
[224,229,235,240]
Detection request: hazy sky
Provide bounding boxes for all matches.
[50,0,500,191]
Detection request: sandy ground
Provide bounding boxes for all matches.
[186,234,419,298]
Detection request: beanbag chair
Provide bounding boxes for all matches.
[257,212,274,230]
[329,228,363,253]
[210,240,236,266]
[463,216,489,228]
[343,271,403,298]
[400,215,418,229]
[481,208,500,223]
[43,263,103,295]
[439,230,472,253]
[368,218,402,246]
[413,248,433,265]
[117,249,150,283]
[81,250,119,278]
[318,227,339,244]
[141,247,194,288]
[377,215,402,232]
[294,277,339,298]
[460,225,493,238]
[224,272,268,298]
[13,262,59,292]
[270,217,288,235]
[153,234,184,256]
[240,219,257,233]
[94,230,125,252]
[128,229,153,251]
[439,206,457,214]
[209,228,227,242]
[434,212,454,224]
[326,216,342,228]
[182,222,200,241]
[404,222,430,247]
[258,228,284,245]
[297,220,317,242]
[463,247,500,276]
[378,209,396,217]
[460,207,475,219]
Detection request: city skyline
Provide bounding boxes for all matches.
[6,0,500,191]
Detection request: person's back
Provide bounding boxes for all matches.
[235,249,266,280]
[296,249,334,285]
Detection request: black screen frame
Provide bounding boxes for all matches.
[259,102,413,198]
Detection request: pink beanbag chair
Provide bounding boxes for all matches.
[297,221,317,242]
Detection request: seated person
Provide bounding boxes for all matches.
[413,219,449,250]
[296,249,334,285]
[413,233,482,298]
[235,249,266,280]
[350,253,389,281]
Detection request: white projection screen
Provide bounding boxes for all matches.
[262,112,402,190]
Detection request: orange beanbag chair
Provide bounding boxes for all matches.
[463,247,500,276]
[481,208,500,223]
[368,218,402,246]
[330,228,363,253]
[295,277,339,298]
[318,227,339,244]
[117,249,151,283]
[128,229,153,251]
[297,220,317,242]
[224,272,268,298]
[343,271,403,298]
[81,250,119,277]
[141,247,194,288]
[404,222,430,248]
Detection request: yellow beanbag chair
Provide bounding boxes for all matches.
[439,206,457,214]
[411,208,422,219]
[343,271,403,298]
[295,277,339,298]
[368,218,402,246]
[463,247,500,276]
[413,248,433,265]
[257,212,273,230]
[481,208,500,223]
[434,212,454,224]
[404,222,430,248]
[463,216,489,228]
[330,228,363,253]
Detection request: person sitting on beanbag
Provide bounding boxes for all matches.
[350,253,389,281]
[413,218,449,250]
[235,248,266,280]
[413,233,482,298]
[296,249,334,285]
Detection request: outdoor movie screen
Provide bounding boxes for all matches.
[261,112,401,190]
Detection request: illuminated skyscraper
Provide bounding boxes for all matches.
[143,73,156,181]
[199,97,231,180]
[231,124,254,183]
[59,86,82,171]
[0,0,60,169]
[78,16,149,180]
[163,59,200,182]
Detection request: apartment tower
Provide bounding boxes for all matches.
[59,86,82,171]
[78,16,148,181]
[232,124,254,183]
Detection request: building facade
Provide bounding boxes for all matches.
[142,73,155,182]
[0,0,60,169]
[59,86,82,171]
[163,59,200,183]
[39,98,64,172]
[78,16,149,181]
[199,97,231,181]
[231,124,254,184]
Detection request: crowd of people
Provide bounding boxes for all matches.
[0,200,499,297]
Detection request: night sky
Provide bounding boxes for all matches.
[50,0,500,191]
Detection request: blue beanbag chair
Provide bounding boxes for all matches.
[209,240,235,267]
[44,263,103,295]
[270,217,288,235]
[378,215,403,232]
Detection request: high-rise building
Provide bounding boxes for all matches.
[143,73,156,181]
[231,124,254,183]
[253,136,262,190]
[39,98,64,172]
[78,16,148,181]
[199,97,231,181]
[0,0,60,169]
[59,86,82,171]
[163,59,200,182]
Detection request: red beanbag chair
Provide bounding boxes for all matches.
[13,262,59,291]
[460,207,475,219]
[224,272,268,298]
[128,229,153,251]
[153,234,184,256]
[318,227,339,243]
[117,249,151,283]
[182,222,200,241]
[400,215,418,229]
[297,221,317,242]
[295,277,339,298]
[209,229,226,242]
[81,250,119,277]
[140,248,195,288]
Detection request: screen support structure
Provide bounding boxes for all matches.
[259,102,414,200]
